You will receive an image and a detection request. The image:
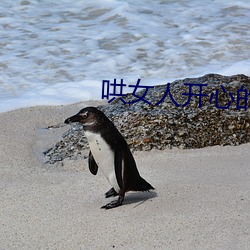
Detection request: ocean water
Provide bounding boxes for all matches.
[0,0,250,112]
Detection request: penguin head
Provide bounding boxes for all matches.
[65,107,109,130]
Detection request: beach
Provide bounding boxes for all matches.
[0,102,249,249]
[1,0,250,248]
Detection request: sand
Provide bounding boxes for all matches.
[0,101,249,250]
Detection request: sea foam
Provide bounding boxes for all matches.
[0,0,249,112]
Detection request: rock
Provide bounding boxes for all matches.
[43,74,250,164]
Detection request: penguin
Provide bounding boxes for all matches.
[65,107,154,209]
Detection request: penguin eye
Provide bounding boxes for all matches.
[79,112,88,119]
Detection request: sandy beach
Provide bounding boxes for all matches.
[0,102,249,249]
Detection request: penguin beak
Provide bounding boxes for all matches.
[64,114,81,124]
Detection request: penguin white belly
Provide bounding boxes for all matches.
[85,131,120,193]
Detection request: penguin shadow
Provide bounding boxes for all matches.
[122,190,157,208]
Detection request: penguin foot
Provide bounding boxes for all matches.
[105,187,118,198]
[101,196,124,209]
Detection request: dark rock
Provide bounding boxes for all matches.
[43,74,250,164]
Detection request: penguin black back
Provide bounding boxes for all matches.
[65,107,154,209]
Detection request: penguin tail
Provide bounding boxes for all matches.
[131,176,154,192]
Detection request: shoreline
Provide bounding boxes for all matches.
[0,102,249,249]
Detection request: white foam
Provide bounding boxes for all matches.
[218,60,250,76]
[0,0,249,112]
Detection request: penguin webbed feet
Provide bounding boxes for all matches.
[101,196,124,209]
[105,187,118,198]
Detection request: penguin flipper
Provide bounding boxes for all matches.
[114,146,124,190]
[88,151,98,175]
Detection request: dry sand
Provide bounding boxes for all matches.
[0,101,249,249]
